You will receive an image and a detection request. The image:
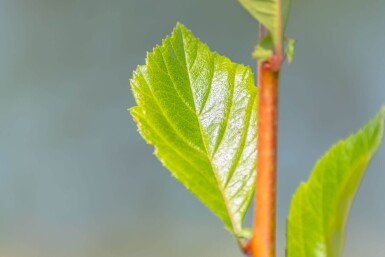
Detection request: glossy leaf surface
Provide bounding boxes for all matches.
[287,107,385,257]
[130,23,258,237]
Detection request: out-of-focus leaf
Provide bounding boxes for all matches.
[287,107,385,257]
[252,35,295,62]
[285,38,295,63]
[130,23,258,239]
[252,34,274,61]
[239,0,292,46]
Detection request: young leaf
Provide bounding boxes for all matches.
[252,34,274,61]
[287,107,385,257]
[239,0,292,47]
[130,23,258,238]
[252,36,296,62]
[285,38,295,63]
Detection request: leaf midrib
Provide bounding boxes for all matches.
[132,70,226,207]
[177,26,242,233]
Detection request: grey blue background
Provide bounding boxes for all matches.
[1,0,384,256]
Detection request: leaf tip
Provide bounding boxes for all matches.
[380,105,385,117]
[175,21,186,29]
[173,22,191,37]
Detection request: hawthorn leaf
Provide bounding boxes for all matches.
[287,106,385,257]
[130,23,258,238]
[239,0,292,47]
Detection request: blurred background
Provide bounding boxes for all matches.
[0,0,384,256]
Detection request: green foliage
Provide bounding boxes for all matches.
[130,23,258,239]
[252,35,295,62]
[252,34,274,61]
[239,0,292,46]
[287,107,385,257]
[239,0,294,61]
[130,3,385,256]
[285,38,295,63]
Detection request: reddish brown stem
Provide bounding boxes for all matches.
[241,240,252,256]
[251,58,280,257]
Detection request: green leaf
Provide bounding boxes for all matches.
[252,36,295,62]
[287,106,385,257]
[252,34,274,61]
[239,0,292,47]
[130,23,258,238]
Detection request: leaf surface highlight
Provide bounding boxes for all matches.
[130,23,258,238]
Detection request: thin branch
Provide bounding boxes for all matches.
[251,22,281,257]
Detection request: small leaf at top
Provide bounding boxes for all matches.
[285,38,295,63]
[130,23,258,239]
[239,0,292,47]
[287,106,385,257]
[252,36,295,62]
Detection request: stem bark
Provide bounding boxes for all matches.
[251,25,281,257]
